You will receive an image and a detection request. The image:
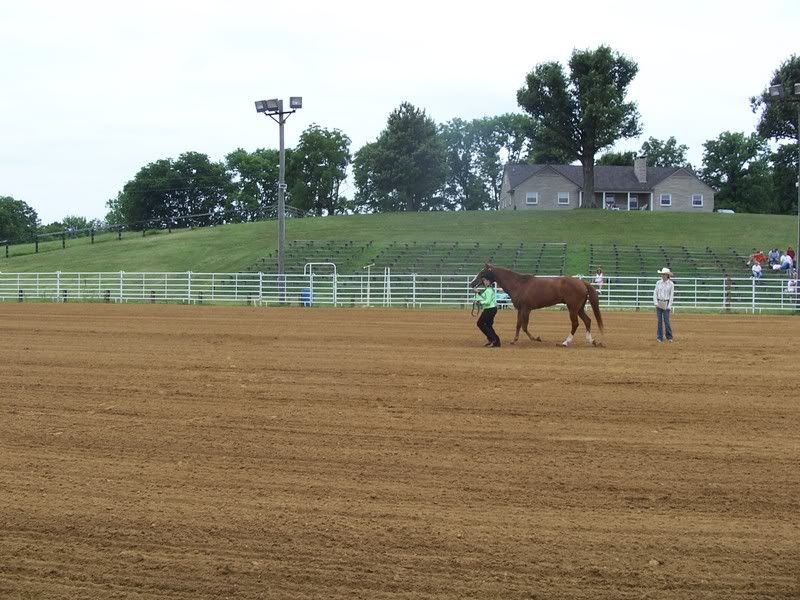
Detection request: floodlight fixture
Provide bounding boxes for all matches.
[769,84,784,97]
[289,96,303,109]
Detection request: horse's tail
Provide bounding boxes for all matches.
[584,281,604,332]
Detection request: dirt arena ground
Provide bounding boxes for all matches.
[1,303,798,599]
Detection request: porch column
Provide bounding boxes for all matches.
[602,191,606,209]
[650,192,654,212]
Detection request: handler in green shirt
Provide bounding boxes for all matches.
[473,274,501,347]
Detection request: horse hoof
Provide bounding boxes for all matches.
[534,337,542,342]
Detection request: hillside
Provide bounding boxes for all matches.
[1,210,796,276]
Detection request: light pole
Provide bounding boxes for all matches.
[768,82,800,281]
[255,97,302,284]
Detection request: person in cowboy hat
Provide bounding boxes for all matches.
[653,267,675,342]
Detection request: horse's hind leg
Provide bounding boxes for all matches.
[562,308,580,346]
[521,309,541,342]
[578,307,594,345]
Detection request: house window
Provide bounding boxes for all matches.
[557,192,569,205]
[692,194,703,207]
[629,196,639,210]
[660,193,672,207]
[526,192,538,205]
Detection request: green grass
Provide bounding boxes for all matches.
[1,210,796,274]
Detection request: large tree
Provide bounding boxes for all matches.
[597,150,637,166]
[356,102,447,212]
[439,118,490,210]
[517,45,641,208]
[225,148,282,221]
[473,114,538,209]
[0,195,39,242]
[109,153,233,228]
[751,54,800,215]
[700,132,773,213]
[289,124,351,216]
[640,136,691,168]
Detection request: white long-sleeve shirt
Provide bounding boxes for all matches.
[653,278,675,309]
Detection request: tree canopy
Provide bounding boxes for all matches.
[700,132,773,213]
[0,196,39,242]
[353,102,447,212]
[289,124,351,216]
[517,45,641,207]
[751,54,799,215]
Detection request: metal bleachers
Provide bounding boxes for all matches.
[588,244,755,277]
[370,241,567,275]
[244,240,374,274]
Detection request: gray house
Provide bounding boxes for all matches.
[499,157,715,212]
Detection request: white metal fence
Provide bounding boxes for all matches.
[0,271,798,312]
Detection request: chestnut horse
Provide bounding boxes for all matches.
[471,264,603,347]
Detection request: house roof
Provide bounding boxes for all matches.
[505,163,691,192]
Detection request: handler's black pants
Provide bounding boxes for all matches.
[477,307,500,346]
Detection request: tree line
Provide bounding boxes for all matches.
[2,49,798,242]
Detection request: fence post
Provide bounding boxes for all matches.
[187,271,192,303]
[56,271,61,302]
[119,271,123,302]
[35,237,39,253]
[62,233,66,249]
[413,273,417,308]
[751,277,756,314]
[258,272,263,304]
[333,271,337,307]
[90,229,95,244]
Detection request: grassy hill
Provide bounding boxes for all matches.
[1,210,796,275]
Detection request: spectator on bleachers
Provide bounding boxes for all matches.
[751,263,763,280]
[748,249,766,266]
[594,268,604,293]
[768,248,781,266]
[787,246,796,266]
[778,252,794,272]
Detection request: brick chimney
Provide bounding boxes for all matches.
[634,156,647,184]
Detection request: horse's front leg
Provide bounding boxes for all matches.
[521,309,542,342]
[511,310,523,344]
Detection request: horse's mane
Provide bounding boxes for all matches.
[491,265,533,282]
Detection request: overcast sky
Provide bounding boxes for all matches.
[1,0,798,224]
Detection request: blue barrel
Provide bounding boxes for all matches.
[300,288,313,307]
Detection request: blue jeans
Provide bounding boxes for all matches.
[656,307,672,341]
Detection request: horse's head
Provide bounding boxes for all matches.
[470,263,496,287]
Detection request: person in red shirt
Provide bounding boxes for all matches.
[748,249,767,266]
[787,246,796,266]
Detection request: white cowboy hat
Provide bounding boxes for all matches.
[658,267,672,275]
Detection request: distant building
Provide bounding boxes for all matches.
[499,157,715,212]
